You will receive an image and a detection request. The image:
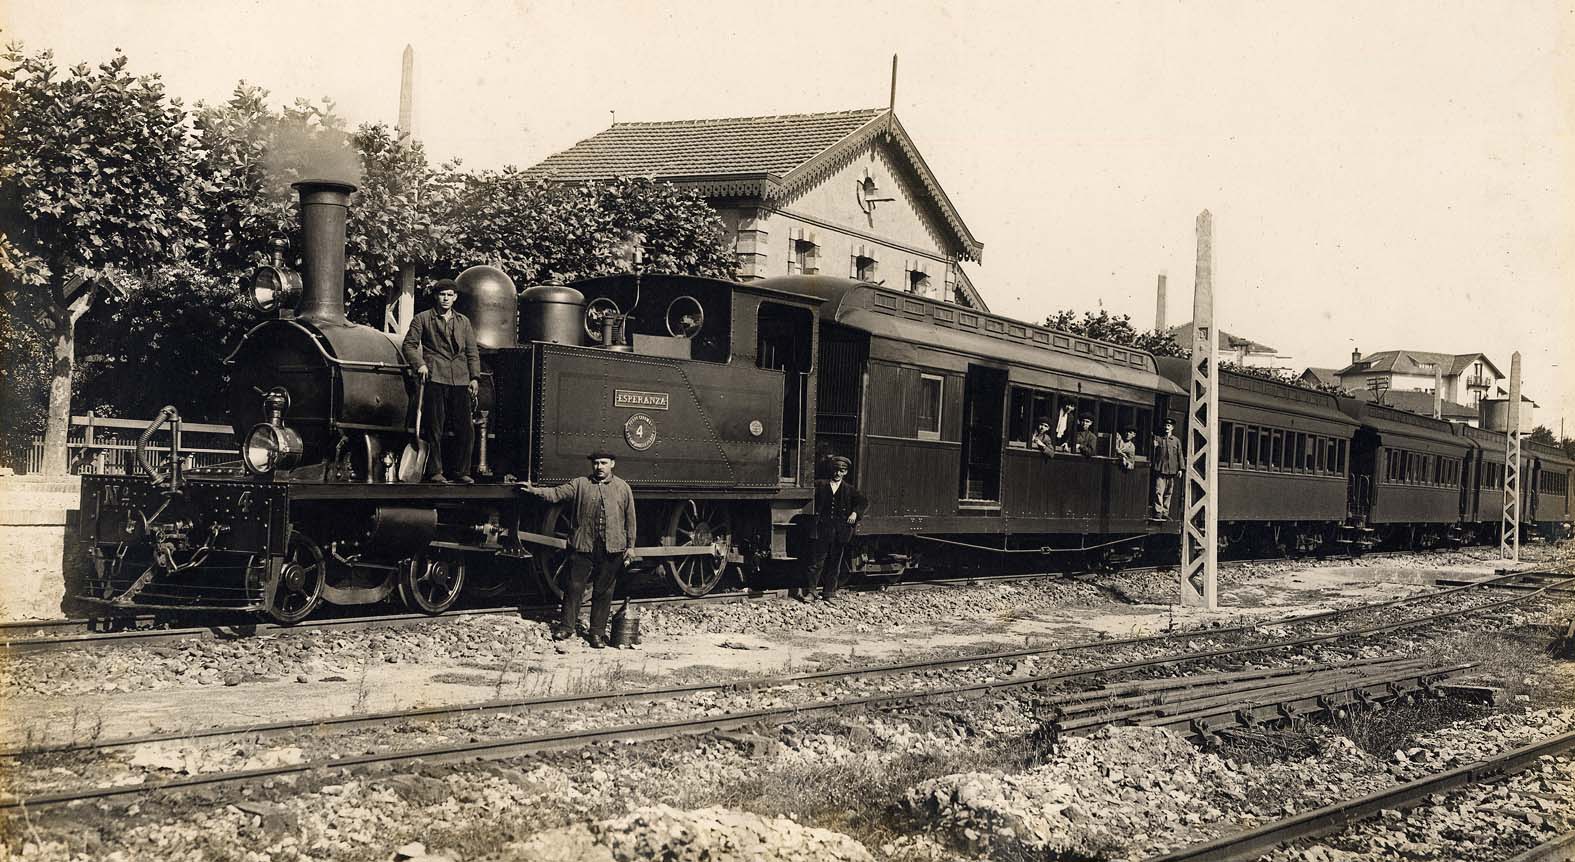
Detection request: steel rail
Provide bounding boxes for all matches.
[1144,730,1575,862]
[7,571,1569,761]
[5,574,1569,808]
[1507,832,1575,862]
[0,545,1530,645]
[9,571,1563,758]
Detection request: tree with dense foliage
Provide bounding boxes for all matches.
[444,171,734,285]
[0,47,205,473]
[1044,308,1187,358]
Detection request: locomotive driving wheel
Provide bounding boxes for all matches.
[267,530,325,625]
[399,551,466,615]
[532,503,575,599]
[663,500,731,597]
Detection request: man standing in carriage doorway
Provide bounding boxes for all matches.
[402,279,481,484]
[1150,416,1184,521]
[519,451,638,648]
[792,455,869,604]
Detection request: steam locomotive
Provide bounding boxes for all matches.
[76,181,1572,623]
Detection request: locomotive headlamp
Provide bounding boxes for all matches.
[249,265,302,315]
[242,423,304,475]
[248,242,302,315]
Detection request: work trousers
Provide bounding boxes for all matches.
[803,530,849,599]
[561,544,623,636]
[423,382,474,479]
[1153,474,1178,519]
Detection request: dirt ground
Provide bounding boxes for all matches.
[1,554,1535,749]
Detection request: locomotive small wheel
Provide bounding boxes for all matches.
[267,530,325,625]
[663,500,731,597]
[400,552,466,615]
[532,504,575,599]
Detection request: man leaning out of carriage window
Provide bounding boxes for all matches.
[1114,426,1138,471]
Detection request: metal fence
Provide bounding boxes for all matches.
[15,415,239,476]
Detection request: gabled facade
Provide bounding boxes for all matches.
[1167,321,1293,372]
[1336,350,1502,407]
[527,109,987,309]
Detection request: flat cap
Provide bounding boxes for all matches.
[588,449,618,460]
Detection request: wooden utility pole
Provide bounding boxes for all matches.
[1433,365,1443,419]
[1181,211,1219,608]
[1155,273,1167,332]
[1502,351,1522,562]
[387,44,417,337]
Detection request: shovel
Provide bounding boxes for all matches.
[397,383,429,483]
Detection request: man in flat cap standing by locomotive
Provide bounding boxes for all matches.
[402,279,481,484]
[519,451,637,648]
[793,455,868,603]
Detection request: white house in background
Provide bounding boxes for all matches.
[1335,349,1501,408]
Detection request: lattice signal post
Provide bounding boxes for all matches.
[1181,210,1219,608]
[1501,351,1521,562]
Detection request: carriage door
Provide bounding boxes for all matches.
[959,365,1007,503]
[1348,429,1380,522]
[814,323,868,467]
[757,302,814,484]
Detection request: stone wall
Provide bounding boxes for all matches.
[0,476,84,621]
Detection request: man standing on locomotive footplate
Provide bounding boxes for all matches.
[401,279,481,484]
[520,451,637,648]
[792,455,869,604]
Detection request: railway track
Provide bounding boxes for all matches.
[0,548,1540,655]
[1147,731,1575,862]
[6,569,1570,812]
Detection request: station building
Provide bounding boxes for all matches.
[526,108,987,309]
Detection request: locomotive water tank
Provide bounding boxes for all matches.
[520,284,586,345]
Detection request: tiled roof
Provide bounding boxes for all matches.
[1354,389,1477,420]
[1337,350,1499,379]
[525,108,983,264]
[1300,367,1341,388]
[526,109,886,183]
[1167,322,1279,354]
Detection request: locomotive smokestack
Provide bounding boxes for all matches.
[293,180,357,326]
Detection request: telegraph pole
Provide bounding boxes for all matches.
[1501,351,1522,562]
[1181,211,1219,608]
[387,44,417,337]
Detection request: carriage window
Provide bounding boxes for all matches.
[1232,425,1246,466]
[1008,387,1032,446]
[1246,427,1260,469]
[1097,402,1118,456]
[1220,422,1234,466]
[917,374,943,441]
[1270,430,1284,471]
[1135,407,1152,453]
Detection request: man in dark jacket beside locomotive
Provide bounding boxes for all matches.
[1150,416,1185,521]
[793,455,869,603]
[401,279,481,484]
[519,451,638,648]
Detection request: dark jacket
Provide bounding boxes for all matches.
[531,475,638,553]
[812,478,869,544]
[1073,429,1099,457]
[1151,434,1185,476]
[402,308,481,386]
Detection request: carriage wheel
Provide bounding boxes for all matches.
[266,530,325,625]
[663,500,731,597]
[532,504,575,599]
[399,552,466,615]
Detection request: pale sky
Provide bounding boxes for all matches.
[7,0,1573,432]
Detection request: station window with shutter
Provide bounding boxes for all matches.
[788,238,819,275]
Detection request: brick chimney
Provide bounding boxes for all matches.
[1351,348,1361,364]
